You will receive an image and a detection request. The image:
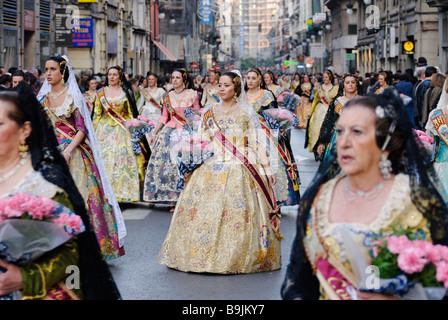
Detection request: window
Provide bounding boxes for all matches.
[348,9,358,35]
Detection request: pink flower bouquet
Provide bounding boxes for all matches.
[262,108,300,131]
[367,226,448,299]
[124,117,155,154]
[413,129,436,162]
[184,108,203,131]
[277,90,301,112]
[171,135,214,190]
[0,193,85,300]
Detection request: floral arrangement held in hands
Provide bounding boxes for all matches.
[172,135,214,190]
[0,193,85,300]
[124,116,155,154]
[367,225,448,299]
[262,108,300,131]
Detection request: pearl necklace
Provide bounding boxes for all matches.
[344,179,385,202]
[0,154,29,184]
[220,103,239,115]
[49,86,68,99]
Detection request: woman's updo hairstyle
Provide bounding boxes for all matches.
[263,70,278,85]
[244,68,266,91]
[46,56,70,84]
[324,70,334,84]
[212,70,221,84]
[343,95,404,173]
[222,71,242,98]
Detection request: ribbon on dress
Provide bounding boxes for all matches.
[97,88,148,159]
[96,88,129,132]
[430,108,448,147]
[204,84,221,103]
[162,92,189,127]
[334,98,344,115]
[260,119,299,191]
[141,88,163,111]
[40,97,93,158]
[203,108,284,240]
[303,188,359,300]
[83,92,96,105]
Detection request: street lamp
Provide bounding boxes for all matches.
[347,1,354,15]
[169,13,176,25]
[364,0,372,4]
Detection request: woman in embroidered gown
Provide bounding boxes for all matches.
[314,74,360,162]
[0,83,121,299]
[281,89,448,300]
[38,56,125,261]
[374,71,391,95]
[294,74,314,129]
[83,76,98,113]
[92,66,148,202]
[263,70,284,99]
[306,70,339,156]
[291,73,301,93]
[201,70,221,108]
[157,70,282,274]
[142,69,200,209]
[245,68,300,207]
[137,72,166,146]
[426,78,448,203]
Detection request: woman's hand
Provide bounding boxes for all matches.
[62,150,71,164]
[264,167,276,186]
[316,144,325,156]
[267,174,276,187]
[0,260,23,296]
[149,133,157,145]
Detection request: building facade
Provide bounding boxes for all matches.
[427,0,448,72]
[0,0,195,77]
[323,0,439,75]
[239,0,282,59]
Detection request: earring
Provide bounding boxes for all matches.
[379,153,392,180]
[19,140,29,158]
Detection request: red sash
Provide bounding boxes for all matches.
[163,92,189,126]
[203,109,283,240]
[97,88,148,158]
[260,118,299,190]
[40,97,93,159]
[96,88,129,132]
[141,88,162,111]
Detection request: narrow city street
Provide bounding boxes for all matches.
[109,127,319,300]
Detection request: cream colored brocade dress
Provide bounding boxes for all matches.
[157,106,282,274]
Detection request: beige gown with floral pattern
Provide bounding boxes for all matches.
[157,105,282,274]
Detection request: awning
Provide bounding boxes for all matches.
[153,40,177,62]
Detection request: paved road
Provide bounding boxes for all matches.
[108,127,319,300]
